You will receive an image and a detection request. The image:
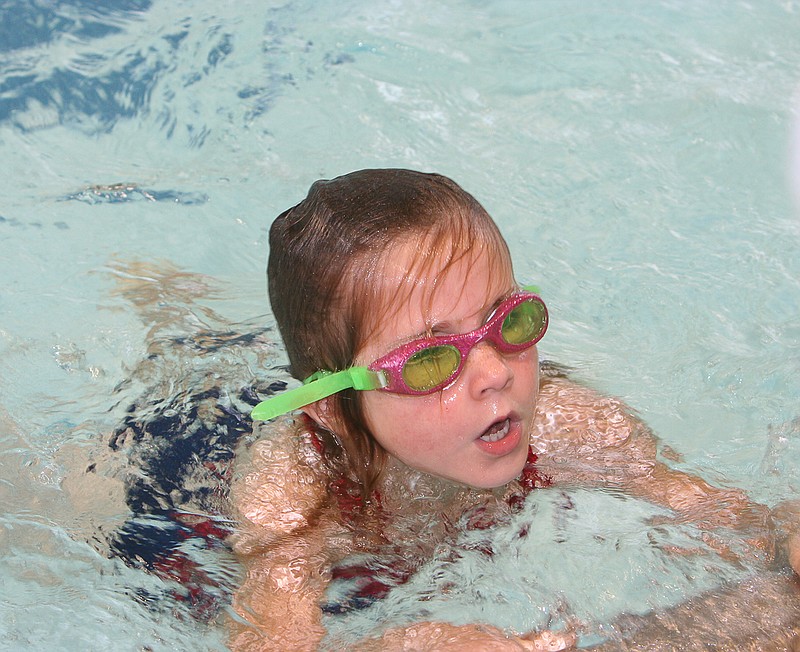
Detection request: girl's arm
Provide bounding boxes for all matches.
[533,376,774,554]
[228,430,339,651]
[356,622,575,651]
[533,377,800,647]
[229,525,337,651]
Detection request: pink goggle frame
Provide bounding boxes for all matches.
[367,289,547,395]
[251,287,547,421]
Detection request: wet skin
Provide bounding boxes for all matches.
[354,242,539,489]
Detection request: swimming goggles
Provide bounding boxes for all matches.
[251,287,548,421]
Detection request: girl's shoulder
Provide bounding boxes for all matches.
[534,363,647,452]
[229,418,331,553]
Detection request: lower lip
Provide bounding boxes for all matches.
[474,420,522,457]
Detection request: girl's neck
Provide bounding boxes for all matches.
[377,455,511,513]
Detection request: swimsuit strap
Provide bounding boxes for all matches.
[519,446,552,491]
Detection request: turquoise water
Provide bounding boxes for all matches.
[1,0,799,648]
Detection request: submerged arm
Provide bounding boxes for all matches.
[229,526,336,651]
[532,376,774,557]
[356,623,575,651]
[228,428,339,651]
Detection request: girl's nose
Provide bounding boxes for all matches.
[465,341,514,397]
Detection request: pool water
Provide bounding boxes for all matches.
[1,0,799,649]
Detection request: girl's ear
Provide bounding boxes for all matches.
[303,397,338,432]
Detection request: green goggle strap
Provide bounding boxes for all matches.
[250,367,385,421]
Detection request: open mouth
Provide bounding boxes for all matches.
[479,418,510,443]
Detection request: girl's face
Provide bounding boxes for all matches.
[355,241,540,489]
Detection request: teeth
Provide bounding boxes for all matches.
[480,419,510,443]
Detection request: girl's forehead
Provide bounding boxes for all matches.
[388,231,510,284]
[360,238,514,346]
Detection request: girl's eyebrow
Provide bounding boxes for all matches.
[426,286,516,336]
[368,286,513,356]
[485,287,516,317]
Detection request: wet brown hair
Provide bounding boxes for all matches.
[267,169,512,497]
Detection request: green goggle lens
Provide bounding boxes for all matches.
[401,345,461,392]
[501,299,546,345]
[397,299,545,393]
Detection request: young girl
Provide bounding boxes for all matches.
[229,169,800,651]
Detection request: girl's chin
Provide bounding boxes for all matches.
[466,453,531,490]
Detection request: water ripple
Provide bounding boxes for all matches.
[61,182,209,205]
